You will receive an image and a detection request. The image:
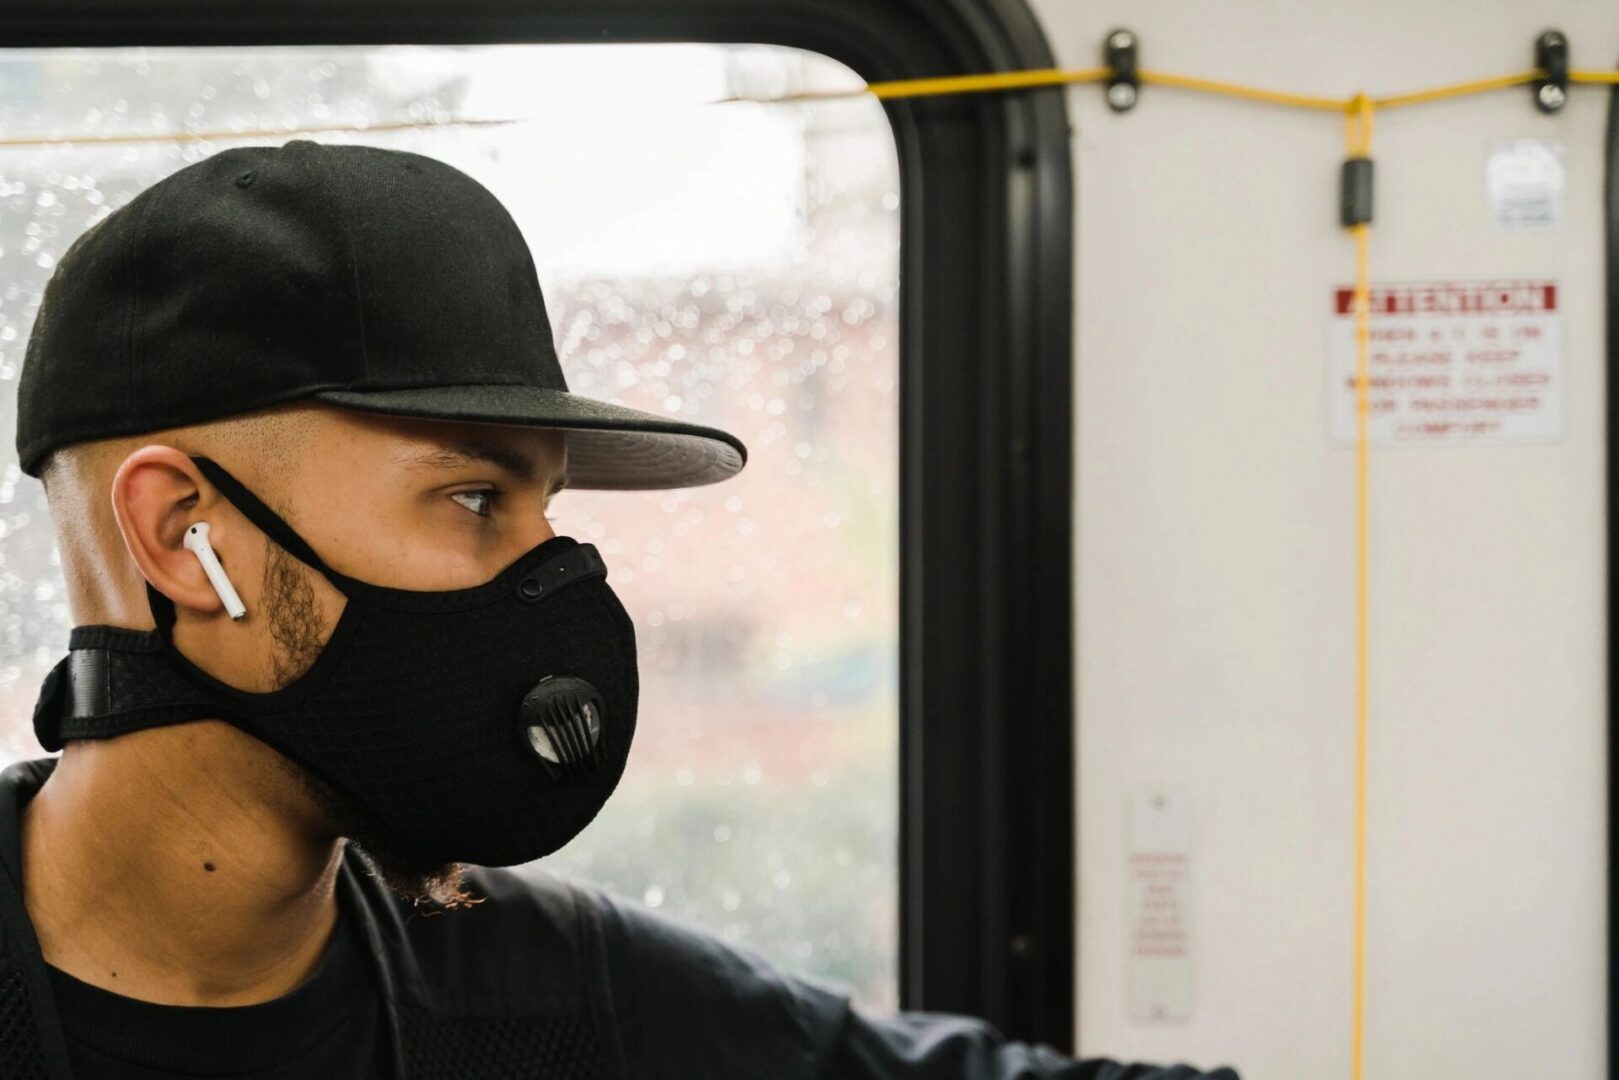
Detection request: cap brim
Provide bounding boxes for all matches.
[311,385,746,491]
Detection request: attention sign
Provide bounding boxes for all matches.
[1328,279,1562,446]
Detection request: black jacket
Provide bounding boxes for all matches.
[0,757,1239,1079]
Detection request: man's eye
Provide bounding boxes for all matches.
[450,489,498,517]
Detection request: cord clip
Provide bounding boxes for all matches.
[1340,158,1374,228]
[1533,29,1568,114]
[1104,28,1139,112]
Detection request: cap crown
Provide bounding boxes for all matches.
[17,139,563,475]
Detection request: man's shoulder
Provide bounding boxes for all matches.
[347,859,851,1078]
[582,881,852,1078]
[339,854,615,1018]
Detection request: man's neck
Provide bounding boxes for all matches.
[20,723,344,1006]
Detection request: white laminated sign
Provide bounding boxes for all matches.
[1328,278,1562,446]
[1485,139,1564,231]
[1127,790,1193,1024]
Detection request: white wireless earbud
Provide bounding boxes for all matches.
[183,521,247,621]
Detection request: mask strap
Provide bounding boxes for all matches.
[142,456,339,640]
[146,580,178,642]
[189,455,335,578]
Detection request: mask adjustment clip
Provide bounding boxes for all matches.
[516,543,606,602]
[32,649,117,752]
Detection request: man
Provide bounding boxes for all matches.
[0,139,1240,1079]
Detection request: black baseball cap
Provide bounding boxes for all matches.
[15,138,747,489]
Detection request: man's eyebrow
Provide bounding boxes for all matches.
[396,439,568,495]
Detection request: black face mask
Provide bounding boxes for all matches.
[31,455,639,869]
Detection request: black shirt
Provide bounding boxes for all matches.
[39,883,1236,1080]
[44,904,387,1079]
[0,754,1239,1080]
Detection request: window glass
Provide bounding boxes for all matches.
[0,43,899,1009]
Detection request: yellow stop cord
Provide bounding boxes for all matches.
[750,56,1619,1080]
[760,64,1619,107]
[1344,92,1373,1080]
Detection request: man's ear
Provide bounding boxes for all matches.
[109,446,241,620]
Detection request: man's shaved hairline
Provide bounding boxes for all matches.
[41,404,324,505]
[38,404,327,615]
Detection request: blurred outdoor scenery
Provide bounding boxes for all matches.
[0,43,900,1009]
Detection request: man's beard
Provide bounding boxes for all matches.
[261,539,477,909]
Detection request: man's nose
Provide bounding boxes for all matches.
[510,495,558,555]
[525,517,558,548]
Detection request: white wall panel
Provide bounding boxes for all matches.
[1035,2,1617,1074]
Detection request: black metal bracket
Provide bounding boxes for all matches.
[1534,29,1569,114]
[1104,27,1138,112]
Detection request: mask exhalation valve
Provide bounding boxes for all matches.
[520,675,605,777]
